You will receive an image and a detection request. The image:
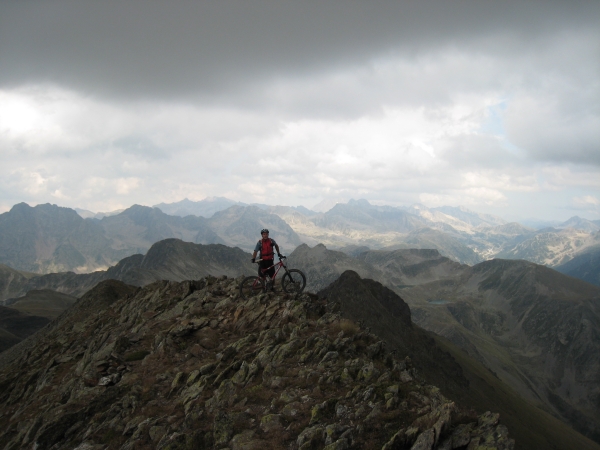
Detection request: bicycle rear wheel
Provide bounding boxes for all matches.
[281,269,306,294]
[239,276,265,300]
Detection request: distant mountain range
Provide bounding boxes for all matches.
[1,198,599,287]
[153,196,247,218]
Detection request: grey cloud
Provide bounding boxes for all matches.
[1,0,598,102]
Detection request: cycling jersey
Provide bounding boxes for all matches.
[254,238,278,260]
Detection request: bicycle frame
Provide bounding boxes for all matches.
[239,256,306,299]
[256,257,287,281]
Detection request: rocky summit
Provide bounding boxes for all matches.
[0,276,513,450]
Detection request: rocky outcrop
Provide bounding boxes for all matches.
[0,276,513,450]
[318,271,467,398]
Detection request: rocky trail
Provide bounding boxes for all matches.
[0,276,513,449]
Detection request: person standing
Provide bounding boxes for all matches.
[251,229,282,280]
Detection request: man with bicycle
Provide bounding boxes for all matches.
[239,229,305,299]
[251,229,282,281]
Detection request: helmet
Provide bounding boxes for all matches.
[261,228,269,234]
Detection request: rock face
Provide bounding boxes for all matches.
[0,277,513,450]
[317,271,467,398]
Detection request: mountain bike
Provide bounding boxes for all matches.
[239,256,306,300]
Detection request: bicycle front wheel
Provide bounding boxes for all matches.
[239,276,265,300]
[281,269,306,294]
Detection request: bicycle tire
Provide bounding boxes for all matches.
[281,269,306,294]
[239,276,265,300]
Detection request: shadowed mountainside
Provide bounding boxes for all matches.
[288,243,600,443]
[287,243,465,294]
[401,259,600,442]
[0,306,50,353]
[288,243,383,293]
[6,289,77,320]
[99,204,224,254]
[0,277,517,450]
[0,289,77,352]
[556,246,600,286]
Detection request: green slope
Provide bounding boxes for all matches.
[431,332,600,450]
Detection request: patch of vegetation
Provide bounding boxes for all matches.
[336,318,360,335]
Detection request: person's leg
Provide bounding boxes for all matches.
[265,260,275,279]
[261,259,275,290]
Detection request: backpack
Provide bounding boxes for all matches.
[258,238,275,260]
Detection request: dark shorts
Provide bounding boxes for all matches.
[259,259,275,278]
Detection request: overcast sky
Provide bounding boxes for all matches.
[1,1,599,221]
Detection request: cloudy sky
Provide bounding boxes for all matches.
[1,1,599,221]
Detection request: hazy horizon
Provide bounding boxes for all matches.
[2,196,597,226]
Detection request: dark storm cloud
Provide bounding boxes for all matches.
[1,0,597,103]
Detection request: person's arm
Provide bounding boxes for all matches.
[275,243,282,257]
[252,250,257,262]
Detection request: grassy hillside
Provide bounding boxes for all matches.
[431,333,600,450]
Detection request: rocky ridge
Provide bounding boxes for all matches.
[0,277,513,450]
[0,240,255,303]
